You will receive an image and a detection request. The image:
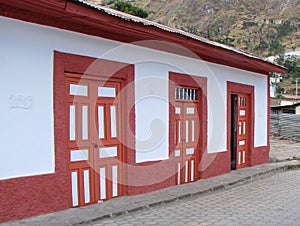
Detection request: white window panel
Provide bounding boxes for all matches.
[186,148,194,155]
[177,162,181,185]
[112,165,118,197]
[70,150,89,162]
[239,122,242,135]
[186,120,189,142]
[71,172,78,207]
[175,149,181,157]
[69,105,76,140]
[82,106,88,140]
[110,106,117,138]
[186,107,195,115]
[178,120,181,144]
[70,84,88,96]
[191,160,194,182]
[100,168,106,200]
[98,106,104,139]
[98,87,116,98]
[83,170,90,204]
[239,140,245,146]
[192,120,195,142]
[175,107,181,114]
[174,123,177,145]
[185,161,188,183]
[99,146,118,158]
[240,110,246,116]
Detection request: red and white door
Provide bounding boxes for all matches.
[65,74,123,207]
[235,94,250,169]
[174,87,200,185]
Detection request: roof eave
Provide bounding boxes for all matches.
[0,0,287,74]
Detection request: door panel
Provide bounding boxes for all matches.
[66,75,123,207]
[235,94,249,169]
[174,87,200,185]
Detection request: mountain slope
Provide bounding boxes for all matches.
[89,0,300,57]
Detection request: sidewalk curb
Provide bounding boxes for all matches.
[2,161,300,226]
[74,161,300,225]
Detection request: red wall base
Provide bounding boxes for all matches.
[125,160,176,196]
[0,174,68,223]
[199,151,231,179]
[250,146,270,166]
[0,147,270,223]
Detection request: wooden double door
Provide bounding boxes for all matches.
[65,74,123,207]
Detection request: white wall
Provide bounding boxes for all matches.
[0,16,268,179]
[296,106,300,115]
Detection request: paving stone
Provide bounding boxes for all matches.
[83,170,300,226]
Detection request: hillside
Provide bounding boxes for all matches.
[88,0,300,57]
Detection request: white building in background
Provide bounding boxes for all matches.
[270,81,277,97]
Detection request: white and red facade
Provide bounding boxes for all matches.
[0,0,285,222]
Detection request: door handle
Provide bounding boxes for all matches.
[92,142,98,148]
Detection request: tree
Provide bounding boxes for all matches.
[269,39,285,55]
[111,1,148,18]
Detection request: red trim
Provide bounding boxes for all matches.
[251,146,269,165]
[0,0,285,74]
[200,152,230,179]
[169,72,207,181]
[227,82,255,168]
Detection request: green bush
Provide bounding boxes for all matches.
[111,1,148,18]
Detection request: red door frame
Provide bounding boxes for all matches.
[53,51,135,205]
[227,82,254,169]
[169,72,207,182]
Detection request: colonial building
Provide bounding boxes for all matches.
[0,0,285,222]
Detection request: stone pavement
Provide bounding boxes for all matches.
[2,160,300,226]
[88,169,300,226]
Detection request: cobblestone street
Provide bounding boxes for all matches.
[89,169,300,226]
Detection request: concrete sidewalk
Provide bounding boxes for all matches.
[3,160,300,226]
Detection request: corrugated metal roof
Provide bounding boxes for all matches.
[71,0,284,68]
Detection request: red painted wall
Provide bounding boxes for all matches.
[0,174,68,222]
[125,160,175,195]
[0,54,270,223]
[250,146,270,166]
[200,152,231,179]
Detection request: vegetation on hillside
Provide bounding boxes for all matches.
[275,55,300,76]
[88,0,300,95]
[111,1,148,18]
[93,0,148,18]
[272,55,300,95]
[90,0,300,57]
